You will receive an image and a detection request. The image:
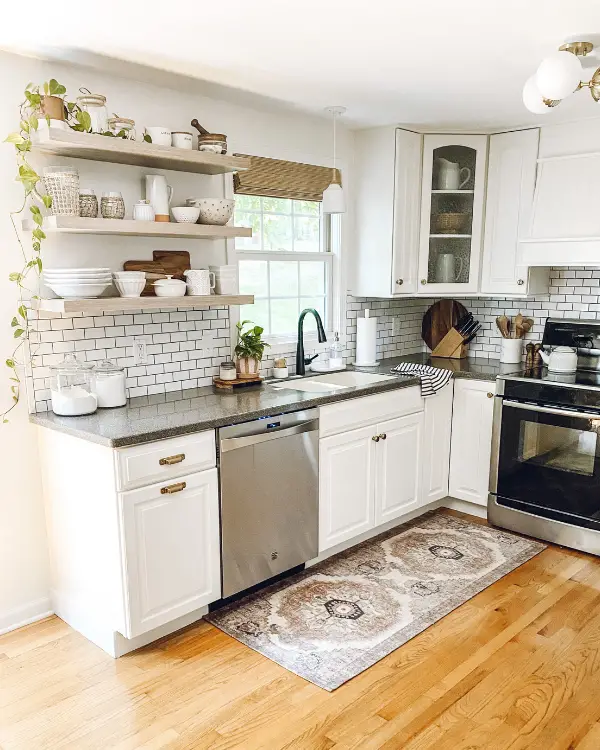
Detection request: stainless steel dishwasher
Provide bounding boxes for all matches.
[218,409,319,598]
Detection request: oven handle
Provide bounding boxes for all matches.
[503,399,600,421]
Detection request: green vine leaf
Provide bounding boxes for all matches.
[42,195,53,209]
[5,132,25,145]
[29,114,38,131]
[8,272,22,282]
[11,317,18,327]
[5,359,16,368]
[32,228,46,241]
[13,329,24,339]
[17,305,26,319]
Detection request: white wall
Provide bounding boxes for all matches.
[0,50,353,633]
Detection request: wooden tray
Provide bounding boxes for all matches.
[213,375,263,390]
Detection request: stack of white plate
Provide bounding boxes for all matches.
[209,265,239,295]
[44,268,113,299]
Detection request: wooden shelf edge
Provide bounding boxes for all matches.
[23,216,252,240]
[31,294,254,314]
[31,128,250,175]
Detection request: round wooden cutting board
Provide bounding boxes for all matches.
[421,299,469,352]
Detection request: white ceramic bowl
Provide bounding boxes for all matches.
[48,281,112,299]
[113,271,146,280]
[171,206,201,224]
[186,198,235,226]
[115,279,146,298]
[45,274,112,282]
[153,276,187,297]
[45,267,110,275]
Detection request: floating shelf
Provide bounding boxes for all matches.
[23,215,251,240]
[32,294,254,315]
[31,128,250,175]
[429,234,472,238]
[431,190,474,194]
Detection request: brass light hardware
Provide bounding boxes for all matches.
[526,41,600,108]
[420,279,427,285]
[517,279,524,285]
[379,433,387,440]
[559,41,593,56]
[159,453,186,466]
[487,392,494,399]
[372,435,380,442]
[160,481,187,495]
[396,279,404,286]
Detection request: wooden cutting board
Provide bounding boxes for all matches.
[152,250,191,280]
[421,299,469,352]
[123,261,167,296]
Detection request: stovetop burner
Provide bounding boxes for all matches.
[507,367,600,390]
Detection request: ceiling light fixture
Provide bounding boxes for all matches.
[322,106,346,214]
[523,41,600,114]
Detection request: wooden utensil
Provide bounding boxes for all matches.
[152,250,191,281]
[496,315,510,339]
[421,299,468,351]
[514,313,524,339]
[520,318,534,337]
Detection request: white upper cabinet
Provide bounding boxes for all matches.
[353,126,422,297]
[417,135,487,296]
[480,129,548,296]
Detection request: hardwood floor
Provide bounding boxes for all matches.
[2,514,600,749]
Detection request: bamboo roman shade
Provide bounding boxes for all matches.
[233,154,341,202]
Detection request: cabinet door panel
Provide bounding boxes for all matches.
[319,426,375,552]
[391,128,422,295]
[421,382,453,504]
[120,468,220,637]
[481,129,540,295]
[376,412,423,525]
[449,381,495,506]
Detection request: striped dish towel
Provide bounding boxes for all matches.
[391,362,453,397]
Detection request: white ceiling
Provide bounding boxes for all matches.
[3,0,600,130]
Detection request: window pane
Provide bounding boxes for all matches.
[235,195,261,211]
[294,200,320,216]
[294,216,320,252]
[263,214,293,251]
[270,261,298,297]
[235,211,262,251]
[300,261,326,296]
[262,197,292,214]
[271,299,299,335]
[240,301,270,335]
[239,260,268,296]
[300,297,326,333]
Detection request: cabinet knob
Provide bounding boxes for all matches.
[396,279,403,286]
[372,435,380,442]
[379,433,387,440]
[517,279,525,286]
[487,392,494,399]
[420,279,427,285]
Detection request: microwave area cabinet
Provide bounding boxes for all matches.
[352,126,545,298]
[37,428,221,656]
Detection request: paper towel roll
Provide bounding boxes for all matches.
[355,309,378,365]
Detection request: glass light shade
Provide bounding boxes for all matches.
[322,182,346,214]
[535,51,582,100]
[523,76,554,114]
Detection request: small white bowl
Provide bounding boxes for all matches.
[171,206,201,224]
[113,271,146,280]
[153,275,187,297]
[48,281,111,299]
[115,279,146,298]
[186,198,235,226]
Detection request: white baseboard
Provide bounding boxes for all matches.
[0,597,53,636]
[441,496,488,519]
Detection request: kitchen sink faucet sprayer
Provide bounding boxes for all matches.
[296,308,327,376]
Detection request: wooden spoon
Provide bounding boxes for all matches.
[520,318,534,337]
[496,315,510,339]
[514,313,524,339]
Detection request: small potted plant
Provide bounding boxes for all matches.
[234,320,269,379]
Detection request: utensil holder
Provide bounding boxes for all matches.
[500,338,523,364]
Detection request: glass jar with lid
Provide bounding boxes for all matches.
[93,360,127,408]
[75,89,109,133]
[219,360,237,381]
[50,354,97,416]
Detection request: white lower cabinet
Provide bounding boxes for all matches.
[448,379,495,505]
[420,382,454,504]
[120,468,221,638]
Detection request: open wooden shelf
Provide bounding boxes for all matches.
[23,215,251,240]
[32,294,254,315]
[31,128,250,175]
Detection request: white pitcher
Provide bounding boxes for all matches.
[436,253,464,283]
[436,158,471,190]
[145,175,173,222]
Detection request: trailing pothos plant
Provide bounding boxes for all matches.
[1,79,87,422]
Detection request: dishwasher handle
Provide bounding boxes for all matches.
[220,419,318,452]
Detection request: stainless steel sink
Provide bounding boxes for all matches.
[271,370,395,393]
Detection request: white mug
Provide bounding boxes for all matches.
[144,127,172,147]
[172,132,193,149]
[184,269,216,296]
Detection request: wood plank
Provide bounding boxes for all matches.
[31,128,250,175]
[31,294,253,314]
[23,216,252,240]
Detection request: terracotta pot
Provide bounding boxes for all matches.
[40,95,65,121]
[236,356,260,379]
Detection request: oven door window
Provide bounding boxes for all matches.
[497,404,600,523]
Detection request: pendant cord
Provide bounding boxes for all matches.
[332,110,337,176]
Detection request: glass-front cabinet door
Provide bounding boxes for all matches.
[418,135,488,295]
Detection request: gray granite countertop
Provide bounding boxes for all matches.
[30,354,523,448]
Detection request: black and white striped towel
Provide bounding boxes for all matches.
[391,363,453,397]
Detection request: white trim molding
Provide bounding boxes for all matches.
[0,597,53,636]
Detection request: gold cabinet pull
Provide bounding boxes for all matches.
[159,453,186,466]
[161,481,186,495]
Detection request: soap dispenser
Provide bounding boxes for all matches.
[328,332,344,369]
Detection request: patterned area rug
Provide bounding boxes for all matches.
[206,511,545,690]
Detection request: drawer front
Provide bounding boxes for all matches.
[116,431,216,491]
[319,387,423,438]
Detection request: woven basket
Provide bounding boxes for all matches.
[79,194,98,218]
[100,196,125,220]
[434,212,469,234]
[43,167,79,216]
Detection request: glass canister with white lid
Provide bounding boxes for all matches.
[75,90,109,133]
[93,359,127,408]
[50,354,97,416]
